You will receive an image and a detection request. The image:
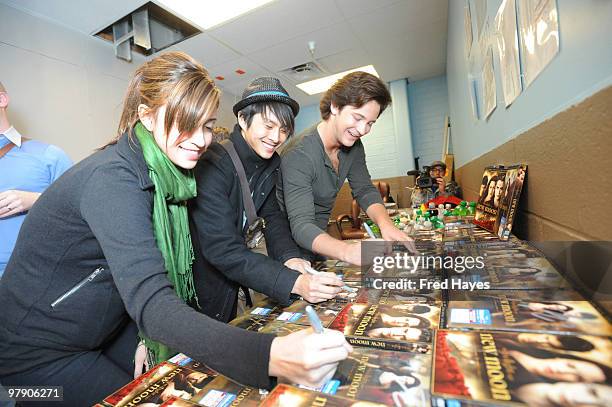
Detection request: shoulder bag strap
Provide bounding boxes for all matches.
[220,140,258,226]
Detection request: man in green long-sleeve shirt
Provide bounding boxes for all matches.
[278,72,413,266]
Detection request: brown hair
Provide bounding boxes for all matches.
[320,71,391,120]
[110,51,219,145]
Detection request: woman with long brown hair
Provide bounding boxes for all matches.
[0,52,351,406]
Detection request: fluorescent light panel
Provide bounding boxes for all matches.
[156,0,274,30]
[296,65,380,95]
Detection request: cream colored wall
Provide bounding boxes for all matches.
[0,3,235,162]
[0,3,143,161]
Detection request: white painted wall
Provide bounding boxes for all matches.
[0,2,235,162]
[294,83,418,180]
[390,79,415,175]
[294,104,321,136]
[295,101,403,179]
[294,78,449,180]
[360,105,399,179]
[408,75,449,169]
[0,2,144,161]
[447,0,612,167]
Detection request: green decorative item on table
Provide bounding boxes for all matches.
[365,220,381,237]
[433,216,445,229]
[457,201,468,216]
[467,201,476,215]
[392,213,410,231]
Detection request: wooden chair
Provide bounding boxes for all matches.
[335,182,391,240]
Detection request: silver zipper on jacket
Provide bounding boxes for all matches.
[51,267,104,308]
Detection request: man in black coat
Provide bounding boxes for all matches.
[189,77,343,322]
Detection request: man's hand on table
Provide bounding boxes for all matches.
[379,222,417,254]
[292,273,343,303]
[269,328,352,388]
[284,258,311,274]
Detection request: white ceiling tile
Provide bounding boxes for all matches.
[208,57,269,79]
[225,80,258,97]
[207,57,276,89]
[278,48,373,103]
[168,33,241,68]
[347,0,447,45]
[1,0,450,92]
[315,48,372,76]
[347,0,448,81]
[247,22,361,73]
[367,19,447,81]
[207,0,344,54]
[334,0,403,19]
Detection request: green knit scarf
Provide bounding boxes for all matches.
[134,121,198,365]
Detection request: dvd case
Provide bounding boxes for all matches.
[495,165,527,239]
[103,362,216,407]
[259,320,306,336]
[328,303,438,353]
[192,376,266,406]
[446,290,612,336]
[233,298,348,328]
[229,314,271,332]
[304,347,432,406]
[103,362,178,406]
[460,264,571,290]
[168,354,218,376]
[474,165,526,239]
[260,384,385,406]
[160,397,200,406]
[432,330,612,406]
[355,288,442,305]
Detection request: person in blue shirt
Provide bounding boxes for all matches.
[0,81,72,276]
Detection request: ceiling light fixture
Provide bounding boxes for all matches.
[155,0,274,30]
[296,65,380,95]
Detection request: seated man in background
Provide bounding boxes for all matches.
[189,77,343,323]
[0,81,72,277]
[278,72,413,266]
[410,160,460,207]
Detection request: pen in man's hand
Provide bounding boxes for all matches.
[363,222,377,239]
[304,266,357,293]
[305,305,324,334]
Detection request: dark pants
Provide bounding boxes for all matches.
[1,321,138,406]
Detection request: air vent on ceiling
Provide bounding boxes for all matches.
[279,62,326,83]
[94,2,201,61]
